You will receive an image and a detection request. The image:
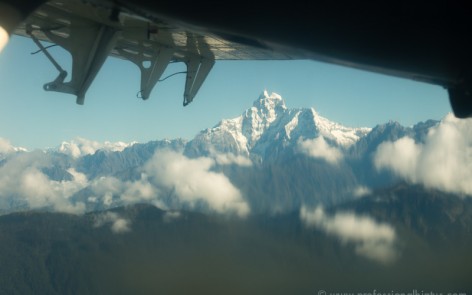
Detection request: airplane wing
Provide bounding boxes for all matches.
[2,0,472,118]
[12,0,294,106]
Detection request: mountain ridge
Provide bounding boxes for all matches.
[186,91,371,160]
[0,91,464,215]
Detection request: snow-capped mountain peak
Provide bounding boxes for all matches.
[311,108,371,146]
[240,91,287,146]
[252,90,287,113]
[187,91,371,158]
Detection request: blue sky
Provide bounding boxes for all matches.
[0,35,451,150]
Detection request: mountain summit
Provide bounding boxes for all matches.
[243,91,287,146]
[250,90,287,122]
[186,91,371,159]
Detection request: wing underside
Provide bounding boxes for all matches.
[14,0,294,105]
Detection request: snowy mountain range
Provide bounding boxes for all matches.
[1,91,470,215]
[186,91,371,160]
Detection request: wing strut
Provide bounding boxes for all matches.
[28,23,118,104]
[117,45,174,100]
[182,33,215,106]
[183,55,214,106]
[28,29,68,87]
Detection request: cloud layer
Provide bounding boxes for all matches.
[0,152,87,213]
[0,146,249,218]
[300,206,397,264]
[298,136,343,164]
[0,137,15,154]
[0,137,26,154]
[86,150,250,217]
[144,150,250,217]
[374,114,472,195]
[58,137,136,158]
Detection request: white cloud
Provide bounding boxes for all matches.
[298,136,343,164]
[88,174,159,208]
[374,114,472,195]
[90,176,123,196]
[353,186,372,198]
[300,206,397,264]
[121,176,157,203]
[163,210,181,222]
[94,212,131,233]
[58,137,136,158]
[0,137,26,154]
[212,152,252,166]
[0,152,87,214]
[144,150,250,217]
[0,137,15,154]
[85,150,249,217]
[0,140,249,217]
[103,193,113,206]
[374,137,420,181]
[111,218,130,233]
[20,167,87,213]
[89,176,122,207]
